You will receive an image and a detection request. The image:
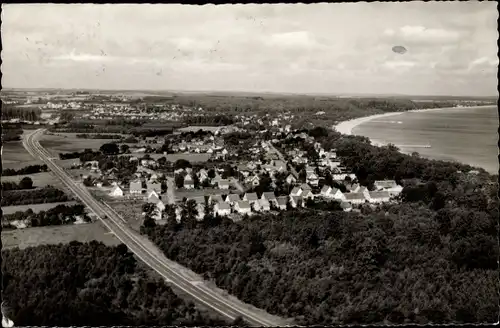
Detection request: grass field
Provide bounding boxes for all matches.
[39,132,117,156]
[1,221,121,250]
[108,200,145,232]
[1,140,41,166]
[2,171,58,187]
[2,201,79,215]
[176,125,225,133]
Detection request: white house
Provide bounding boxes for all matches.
[368,190,391,203]
[214,202,231,216]
[218,179,230,190]
[290,196,305,208]
[276,196,288,210]
[286,174,297,185]
[243,192,259,204]
[320,186,345,201]
[109,185,124,197]
[253,198,271,212]
[147,182,162,195]
[208,194,224,204]
[374,180,403,196]
[225,194,241,205]
[234,200,252,215]
[246,175,260,187]
[184,174,195,189]
[343,192,366,204]
[290,187,302,197]
[129,181,142,195]
[261,192,277,205]
[306,173,319,186]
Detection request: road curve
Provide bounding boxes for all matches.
[22,129,290,327]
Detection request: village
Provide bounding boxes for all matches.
[75,123,403,225]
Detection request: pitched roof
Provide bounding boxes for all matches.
[290,187,301,195]
[209,194,224,203]
[184,174,194,182]
[215,202,231,210]
[129,181,142,191]
[218,179,230,186]
[300,183,312,191]
[321,185,332,194]
[226,194,241,202]
[374,180,398,189]
[340,201,352,209]
[276,196,288,206]
[236,200,251,209]
[369,191,391,199]
[344,192,366,200]
[187,196,205,204]
[244,192,258,201]
[262,191,276,200]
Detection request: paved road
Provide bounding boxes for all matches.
[23,129,290,327]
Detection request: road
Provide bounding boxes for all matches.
[23,129,290,327]
[267,142,299,178]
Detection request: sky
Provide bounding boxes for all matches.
[1,3,498,96]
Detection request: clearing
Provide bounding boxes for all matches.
[1,221,121,250]
[2,201,79,215]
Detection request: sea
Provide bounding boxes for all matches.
[352,106,498,174]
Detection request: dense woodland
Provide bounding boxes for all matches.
[1,242,237,326]
[2,204,90,229]
[144,128,498,325]
[1,186,68,206]
[2,177,34,191]
[2,164,49,176]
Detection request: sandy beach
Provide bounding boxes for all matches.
[333,105,494,137]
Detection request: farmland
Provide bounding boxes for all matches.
[2,201,79,215]
[1,221,121,250]
[2,171,57,187]
[38,132,119,156]
[1,140,42,167]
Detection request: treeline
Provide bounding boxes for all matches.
[1,242,234,326]
[1,107,41,121]
[2,177,34,191]
[76,133,122,139]
[1,186,68,206]
[59,149,101,161]
[2,164,48,176]
[2,204,89,229]
[1,127,23,142]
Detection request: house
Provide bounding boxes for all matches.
[273,160,287,172]
[276,196,288,210]
[254,198,271,212]
[234,200,252,215]
[109,185,124,197]
[184,174,195,189]
[345,183,360,193]
[147,190,159,201]
[214,202,231,216]
[300,183,312,192]
[246,175,260,187]
[343,192,366,204]
[261,192,277,204]
[290,196,305,208]
[129,181,142,194]
[218,179,230,190]
[374,180,403,196]
[243,192,259,204]
[225,194,241,205]
[208,194,224,204]
[212,174,223,185]
[333,173,348,180]
[301,189,315,200]
[368,190,391,203]
[290,187,302,197]
[340,201,352,212]
[147,182,162,195]
[285,174,297,185]
[306,172,319,186]
[187,196,206,205]
[198,169,209,181]
[195,203,205,221]
[358,186,371,199]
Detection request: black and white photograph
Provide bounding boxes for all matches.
[1,2,498,326]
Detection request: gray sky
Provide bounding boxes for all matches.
[2,3,498,96]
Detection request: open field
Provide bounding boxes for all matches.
[2,171,57,187]
[120,152,211,162]
[39,132,117,155]
[1,140,41,166]
[1,221,121,250]
[2,201,79,215]
[107,199,145,232]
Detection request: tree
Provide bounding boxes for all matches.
[175,174,184,189]
[19,177,33,189]
[100,143,119,155]
[120,144,130,154]
[174,159,191,170]
[180,200,198,228]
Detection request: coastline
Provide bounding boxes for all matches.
[333,105,495,146]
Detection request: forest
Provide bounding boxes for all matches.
[1,186,69,206]
[2,204,90,229]
[143,127,498,325]
[1,242,240,326]
[2,177,34,191]
[2,164,49,176]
